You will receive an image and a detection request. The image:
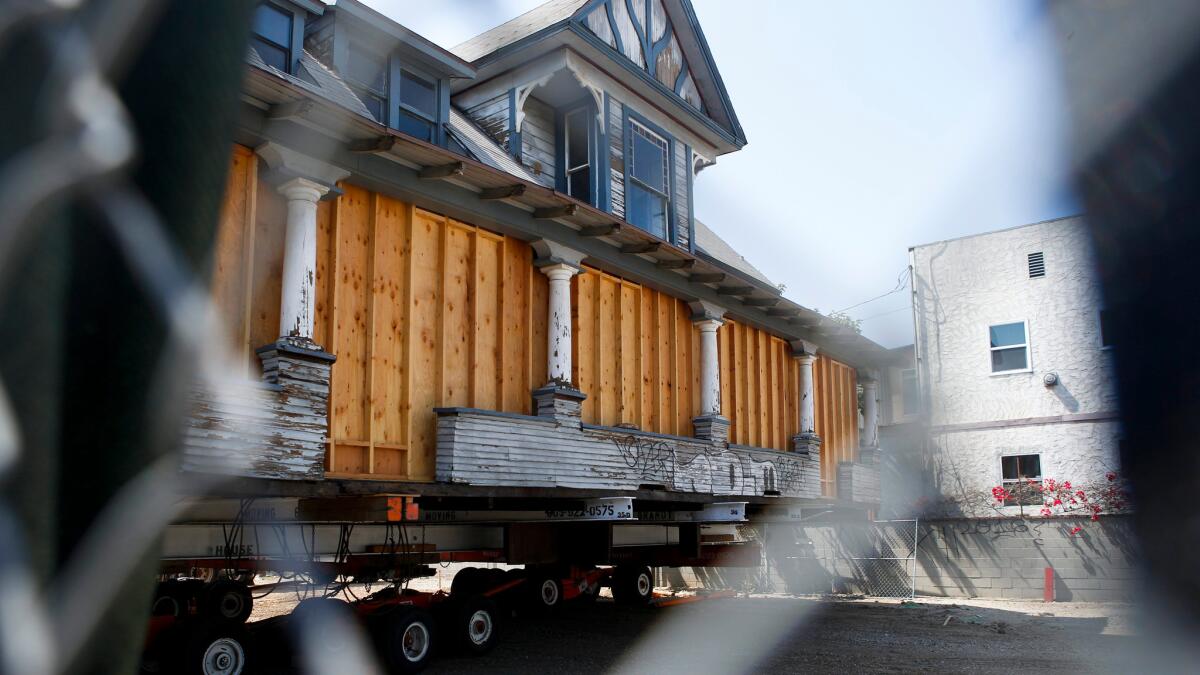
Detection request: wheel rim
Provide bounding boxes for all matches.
[401,622,430,662]
[218,592,245,619]
[468,609,493,645]
[540,579,559,606]
[636,572,651,597]
[151,596,180,617]
[202,637,244,675]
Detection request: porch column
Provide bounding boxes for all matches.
[277,177,328,340]
[790,340,821,454]
[689,301,729,442]
[255,142,349,349]
[531,240,587,422]
[859,370,880,465]
[542,262,579,383]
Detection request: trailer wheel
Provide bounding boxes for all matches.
[373,608,435,674]
[613,566,654,606]
[526,569,562,611]
[203,580,252,624]
[181,621,251,675]
[450,567,482,597]
[441,595,499,656]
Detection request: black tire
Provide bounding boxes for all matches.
[439,595,500,656]
[372,608,436,674]
[203,580,253,624]
[525,568,562,612]
[612,566,654,606]
[153,579,204,618]
[179,621,252,675]
[450,567,483,597]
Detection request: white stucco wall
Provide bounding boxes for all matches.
[907,216,1122,513]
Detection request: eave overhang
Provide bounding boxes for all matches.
[239,62,887,367]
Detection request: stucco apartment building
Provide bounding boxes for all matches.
[883,215,1121,516]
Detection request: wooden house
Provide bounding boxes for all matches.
[192,0,887,506]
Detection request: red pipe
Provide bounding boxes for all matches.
[1044,567,1054,602]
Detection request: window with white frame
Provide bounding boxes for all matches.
[563,106,593,204]
[1001,454,1042,506]
[627,119,670,239]
[989,321,1029,373]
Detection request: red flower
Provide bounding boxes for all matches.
[1063,481,1072,490]
[1070,526,1083,535]
[1053,498,1062,506]
[1106,472,1117,482]
[1040,508,1052,516]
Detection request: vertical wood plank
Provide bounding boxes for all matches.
[640,287,655,431]
[474,230,502,410]
[370,195,408,475]
[365,193,378,473]
[408,208,443,479]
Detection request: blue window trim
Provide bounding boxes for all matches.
[600,93,612,212]
[623,107,675,244]
[685,142,695,252]
[257,0,306,75]
[554,95,602,207]
[507,87,522,161]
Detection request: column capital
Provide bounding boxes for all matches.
[531,239,586,269]
[693,317,724,333]
[688,299,726,323]
[276,176,329,204]
[538,262,580,282]
[857,368,880,386]
[255,141,350,190]
[789,339,819,360]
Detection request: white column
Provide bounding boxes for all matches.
[797,352,818,436]
[540,263,580,384]
[695,318,724,416]
[861,376,879,447]
[277,177,330,340]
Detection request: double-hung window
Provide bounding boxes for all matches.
[346,45,388,123]
[1001,454,1042,506]
[251,3,293,74]
[397,69,437,143]
[564,106,593,204]
[989,321,1029,373]
[628,119,670,239]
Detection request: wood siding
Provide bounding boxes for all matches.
[813,355,860,497]
[571,266,697,435]
[717,320,798,451]
[520,96,556,188]
[210,145,863,486]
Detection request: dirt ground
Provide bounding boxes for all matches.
[247,578,1148,674]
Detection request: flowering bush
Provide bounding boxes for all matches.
[989,470,1130,534]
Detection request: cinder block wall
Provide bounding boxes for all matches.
[667,516,1139,603]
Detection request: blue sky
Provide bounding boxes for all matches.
[364,0,1078,348]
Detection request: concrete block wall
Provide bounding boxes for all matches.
[668,515,1139,603]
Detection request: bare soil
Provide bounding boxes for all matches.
[247,580,1146,674]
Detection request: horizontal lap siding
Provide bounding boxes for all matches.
[211,148,547,481]
[814,355,859,497]
[572,267,694,436]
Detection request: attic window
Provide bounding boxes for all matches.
[396,69,437,142]
[346,45,387,123]
[251,3,293,73]
[1027,251,1045,278]
[627,119,670,239]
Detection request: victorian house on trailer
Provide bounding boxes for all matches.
[189,0,888,514]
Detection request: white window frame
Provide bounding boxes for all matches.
[628,119,671,234]
[988,319,1032,375]
[998,452,1044,509]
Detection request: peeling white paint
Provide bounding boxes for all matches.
[277,177,328,340]
[540,262,580,384]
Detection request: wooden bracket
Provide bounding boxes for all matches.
[656,258,697,270]
[479,184,526,200]
[533,204,578,219]
[419,161,466,179]
[349,136,398,153]
[268,99,314,120]
[716,286,754,296]
[688,272,726,283]
[580,223,622,237]
[620,242,662,255]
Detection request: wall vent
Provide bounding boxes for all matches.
[1027,251,1045,278]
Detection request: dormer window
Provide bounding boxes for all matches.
[628,118,670,239]
[346,44,388,122]
[397,69,437,142]
[251,3,294,73]
[564,106,593,203]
